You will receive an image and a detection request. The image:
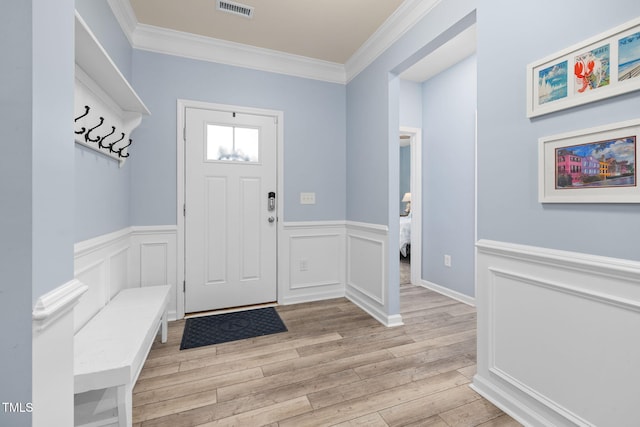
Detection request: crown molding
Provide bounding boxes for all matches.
[345,0,441,82]
[106,0,137,45]
[133,23,347,83]
[105,0,434,84]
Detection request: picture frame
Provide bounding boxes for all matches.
[527,16,640,118]
[538,118,639,203]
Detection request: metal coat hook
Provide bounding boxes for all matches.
[73,104,135,163]
[117,139,132,158]
[108,132,125,153]
[74,105,90,135]
[98,126,116,149]
[85,117,104,143]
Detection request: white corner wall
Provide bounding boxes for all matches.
[345,222,403,327]
[474,240,640,426]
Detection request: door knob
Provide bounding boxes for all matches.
[268,216,275,223]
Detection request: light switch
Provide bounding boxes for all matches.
[300,192,316,205]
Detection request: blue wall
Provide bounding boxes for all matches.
[75,0,132,80]
[347,1,476,315]
[477,0,640,260]
[130,50,346,225]
[1,2,34,422]
[399,79,421,213]
[422,54,477,297]
[400,79,423,128]
[74,146,131,241]
[75,1,134,241]
[1,1,75,424]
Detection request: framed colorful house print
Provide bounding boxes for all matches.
[539,119,639,203]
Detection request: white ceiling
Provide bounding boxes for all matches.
[118,0,476,83]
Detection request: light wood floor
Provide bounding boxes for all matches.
[132,284,521,426]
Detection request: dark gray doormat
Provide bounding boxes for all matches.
[180,307,287,350]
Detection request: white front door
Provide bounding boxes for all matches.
[185,107,277,313]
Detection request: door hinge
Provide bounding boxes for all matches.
[183,126,186,142]
[183,204,186,216]
[183,280,186,292]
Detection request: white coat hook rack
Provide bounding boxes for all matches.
[74,11,149,166]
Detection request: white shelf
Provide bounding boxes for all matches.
[74,11,149,166]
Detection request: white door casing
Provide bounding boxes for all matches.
[400,127,422,286]
[184,107,277,312]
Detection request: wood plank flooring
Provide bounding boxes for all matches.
[132,284,521,426]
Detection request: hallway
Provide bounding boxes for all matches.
[131,285,520,426]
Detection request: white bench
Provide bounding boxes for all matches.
[74,285,171,427]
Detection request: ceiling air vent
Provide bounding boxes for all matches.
[217,0,254,19]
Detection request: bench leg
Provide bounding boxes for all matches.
[116,384,132,427]
[161,307,168,343]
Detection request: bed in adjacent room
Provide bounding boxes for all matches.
[400,214,411,257]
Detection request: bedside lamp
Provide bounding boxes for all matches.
[402,192,411,214]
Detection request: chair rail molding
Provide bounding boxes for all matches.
[32,278,88,427]
[32,278,88,332]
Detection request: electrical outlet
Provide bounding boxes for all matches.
[444,254,452,267]
[300,192,316,205]
[299,259,308,271]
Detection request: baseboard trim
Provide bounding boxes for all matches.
[470,375,546,427]
[346,289,403,327]
[420,279,475,307]
[280,288,346,305]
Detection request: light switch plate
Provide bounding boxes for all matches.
[300,192,316,204]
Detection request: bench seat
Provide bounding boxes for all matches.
[74,285,171,426]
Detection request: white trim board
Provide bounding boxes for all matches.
[419,280,475,307]
[33,279,82,427]
[399,126,422,287]
[33,279,88,332]
[105,0,439,84]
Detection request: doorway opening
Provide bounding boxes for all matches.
[399,127,422,289]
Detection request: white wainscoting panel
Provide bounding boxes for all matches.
[474,239,640,427]
[72,226,177,424]
[345,221,398,326]
[74,226,178,332]
[74,228,131,332]
[109,246,129,300]
[279,222,346,304]
[130,226,178,320]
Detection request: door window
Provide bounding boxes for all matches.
[206,124,259,162]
